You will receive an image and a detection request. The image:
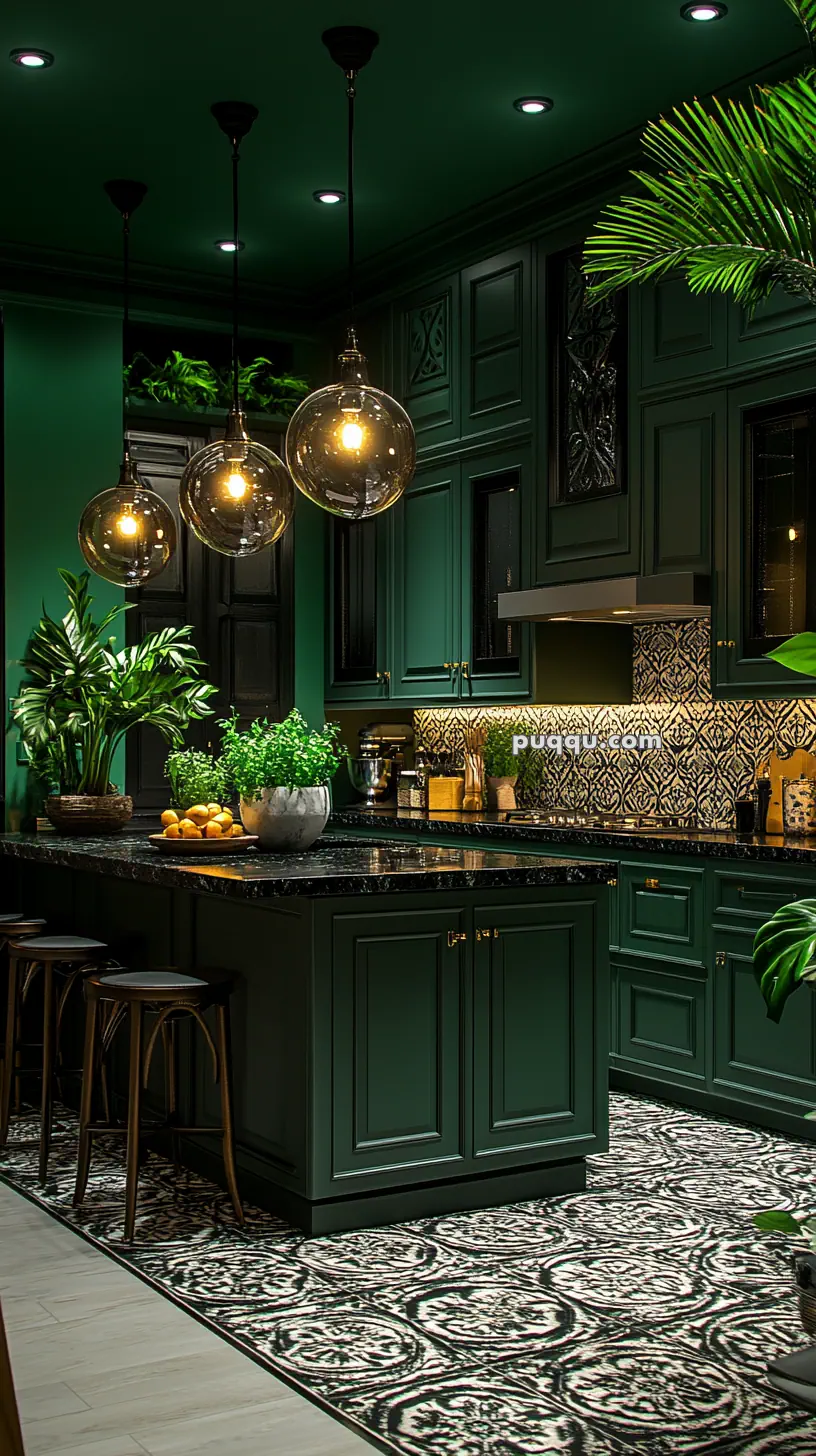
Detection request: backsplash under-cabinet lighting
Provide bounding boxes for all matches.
[415,620,816,829]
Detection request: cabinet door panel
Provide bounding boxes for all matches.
[207,536,293,729]
[331,909,466,1180]
[713,931,816,1110]
[715,367,816,696]
[326,516,389,702]
[712,869,816,928]
[615,959,706,1081]
[462,247,531,439]
[728,288,816,369]
[461,446,531,701]
[396,278,459,452]
[389,465,461,700]
[639,277,727,387]
[642,394,724,576]
[473,901,604,1160]
[618,863,705,964]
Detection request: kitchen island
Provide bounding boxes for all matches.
[0,832,611,1232]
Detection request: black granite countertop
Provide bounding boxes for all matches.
[332,807,816,865]
[0,831,611,899]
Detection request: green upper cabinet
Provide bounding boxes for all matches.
[727,288,816,371]
[638,275,728,389]
[461,246,533,442]
[713,364,816,697]
[389,462,462,701]
[642,391,723,577]
[394,274,460,453]
[460,446,531,701]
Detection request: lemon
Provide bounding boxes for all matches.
[181,824,203,839]
[214,811,233,831]
[206,803,223,818]
[161,808,179,827]
[204,821,223,838]
[186,805,210,826]
[164,823,181,839]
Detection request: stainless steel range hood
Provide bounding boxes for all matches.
[498,572,710,625]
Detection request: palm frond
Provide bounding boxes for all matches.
[584,62,816,310]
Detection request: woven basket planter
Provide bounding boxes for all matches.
[45,794,133,835]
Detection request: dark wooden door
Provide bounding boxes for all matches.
[124,426,294,812]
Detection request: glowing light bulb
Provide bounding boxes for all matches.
[790,526,799,542]
[117,512,138,537]
[226,472,248,500]
[340,418,364,451]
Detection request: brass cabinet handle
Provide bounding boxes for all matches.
[715,640,736,648]
[447,929,466,948]
[461,660,470,679]
[607,878,618,888]
[644,877,660,890]
[715,950,726,967]
[736,884,797,901]
[475,927,500,941]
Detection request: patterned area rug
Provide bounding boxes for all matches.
[1,1093,815,1455]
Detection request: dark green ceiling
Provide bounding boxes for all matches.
[0,0,805,299]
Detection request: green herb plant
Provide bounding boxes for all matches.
[584,0,816,314]
[12,570,217,796]
[219,711,347,798]
[483,721,525,778]
[165,748,229,811]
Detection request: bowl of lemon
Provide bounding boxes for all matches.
[149,803,258,854]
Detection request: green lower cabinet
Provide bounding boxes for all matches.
[329,907,466,1186]
[617,861,705,965]
[612,957,706,1087]
[712,928,816,1116]
[472,902,605,1164]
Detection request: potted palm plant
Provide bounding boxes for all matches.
[220,710,347,851]
[12,570,217,833]
[583,0,816,313]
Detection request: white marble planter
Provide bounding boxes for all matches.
[239,786,330,852]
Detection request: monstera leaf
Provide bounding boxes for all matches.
[754,899,816,1022]
[765,632,816,677]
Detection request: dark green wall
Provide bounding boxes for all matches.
[4,301,124,820]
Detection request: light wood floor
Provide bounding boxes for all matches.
[0,1182,375,1455]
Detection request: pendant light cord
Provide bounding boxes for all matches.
[347,70,356,330]
[231,135,241,414]
[122,209,130,447]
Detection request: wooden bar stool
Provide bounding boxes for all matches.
[0,917,47,1112]
[0,935,109,1182]
[73,969,244,1242]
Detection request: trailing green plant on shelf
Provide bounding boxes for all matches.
[125,350,310,418]
[12,570,218,797]
[583,0,816,314]
[165,747,229,811]
[219,711,347,797]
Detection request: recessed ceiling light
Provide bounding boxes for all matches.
[313,189,346,205]
[9,47,54,68]
[215,239,245,252]
[513,97,554,115]
[680,2,727,19]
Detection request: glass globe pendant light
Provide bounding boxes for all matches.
[78,181,177,586]
[179,102,294,556]
[285,28,416,520]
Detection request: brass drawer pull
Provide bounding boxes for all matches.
[607,878,618,888]
[447,930,466,948]
[715,951,726,967]
[715,640,736,648]
[644,878,660,890]
[736,884,797,901]
[475,927,500,941]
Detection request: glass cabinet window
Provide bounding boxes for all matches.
[746,396,816,654]
[333,518,379,682]
[472,468,521,677]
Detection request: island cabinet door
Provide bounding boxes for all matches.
[472,902,604,1163]
[329,909,467,1185]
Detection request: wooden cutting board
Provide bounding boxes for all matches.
[765,749,816,834]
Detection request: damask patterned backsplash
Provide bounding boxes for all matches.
[414,620,816,829]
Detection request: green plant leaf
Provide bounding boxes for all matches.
[765,631,816,676]
[753,1209,806,1234]
[753,898,816,1022]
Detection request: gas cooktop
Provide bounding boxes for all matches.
[504,810,698,833]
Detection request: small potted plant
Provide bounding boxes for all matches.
[12,570,217,833]
[220,710,347,851]
[483,721,525,811]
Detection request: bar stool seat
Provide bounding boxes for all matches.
[1,934,109,1182]
[74,967,243,1241]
